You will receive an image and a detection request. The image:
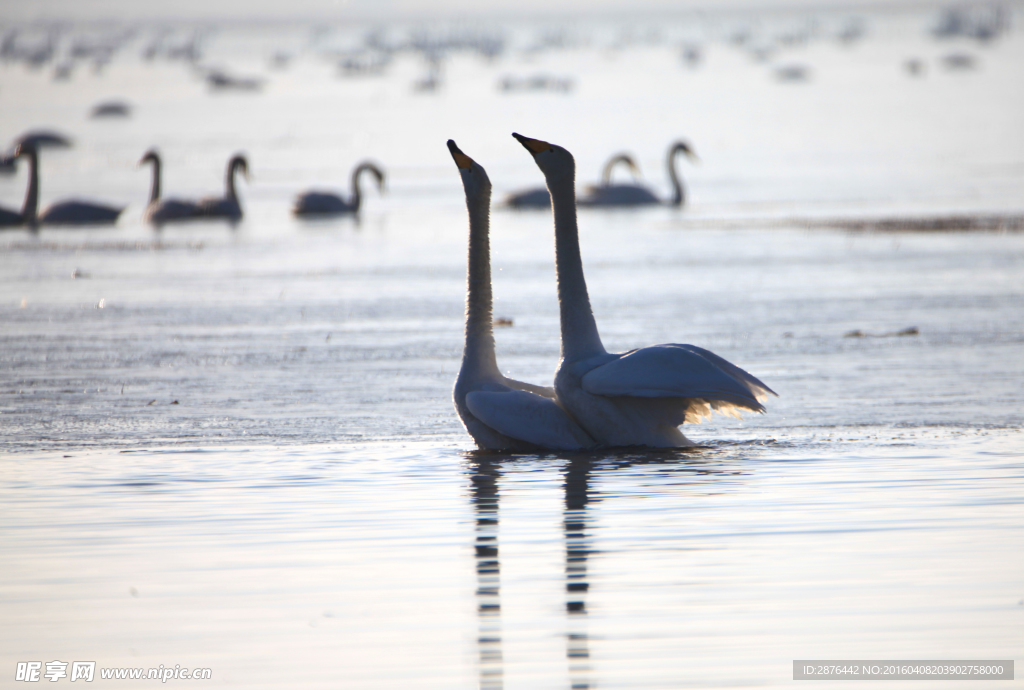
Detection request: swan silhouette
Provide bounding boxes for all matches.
[292,161,385,216]
[0,146,34,226]
[505,152,641,209]
[513,133,774,447]
[13,143,123,226]
[139,149,202,224]
[198,154,248,220]
[579,140,698,208]
[448,139,594,451]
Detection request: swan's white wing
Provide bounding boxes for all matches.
[466,389,591,450]
[581,344,772,413]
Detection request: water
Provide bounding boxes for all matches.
[2,6,1023,689]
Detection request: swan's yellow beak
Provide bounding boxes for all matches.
[447,139,473,169]
[512,133,551,154]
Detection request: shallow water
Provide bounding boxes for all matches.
[2,6,1023,689]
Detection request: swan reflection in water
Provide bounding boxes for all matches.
[562,455,596,690]
[469,454,599,688]
[468,449,741,688]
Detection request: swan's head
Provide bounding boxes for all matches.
[13,142,37,158]
[139,149,159,167]
[229,154,250,180]
[672,140,700,164]
[447,139,491,200]
[512,133,575,185]
[368,164,386,192]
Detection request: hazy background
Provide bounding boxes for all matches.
[7,0,932,22]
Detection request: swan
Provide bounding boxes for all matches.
[579,140,698,208]
[513,133,775,448]
[505,152,641,209]
[448,139,595,451]
[292,161,385,216]
[14,143,124,226]
[198,154,248,220]
[139,149,202,224]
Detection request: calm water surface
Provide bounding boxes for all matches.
[2,6,1023,688]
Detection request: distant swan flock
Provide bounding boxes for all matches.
[451,134,775,451]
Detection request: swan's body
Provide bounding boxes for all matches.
[0,203,21,225]
[13,143,123,227]
[579,140,697,208]
[139,150,202,224]
[449,139,594,451]
[514,133,774,448]
[292,161,385,216]
[198,154,248,220]
[505,153,640,209]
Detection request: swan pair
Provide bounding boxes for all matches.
[505,153,640,209]
[140,150,248,224]
[579,140,698,208]
[450,135,774,451]
[504,141,698,210]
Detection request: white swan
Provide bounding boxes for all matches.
[579,140,698,208]
[513,133,774,447]
[505,153,641,209]
[198,154,248,220]
[292,161,385,216]
[15,143,124,226]
[139,149,202,224]
[448,139,595,451]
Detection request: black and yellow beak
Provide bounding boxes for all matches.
[447,139,473,170]
[512,133,551,155]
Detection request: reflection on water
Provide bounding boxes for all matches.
[563,457,593,690]
[470,457,504,690]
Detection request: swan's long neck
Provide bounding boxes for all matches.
[463,187,499,377]
[226,161,239,202]
[667,147,684,207]
[548,173,605,362]
[148,157,161,204]
[349,164,371,213]
[22,148,38,226]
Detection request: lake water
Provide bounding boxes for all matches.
[1,6,1023,689]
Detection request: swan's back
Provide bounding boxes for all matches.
[40,200,123,225]
[505,187,550,209]
[0,205,22,226]
[293,191,351,215]
[146,199,202,223]
[579,183,659,207]
[198,196,242,219]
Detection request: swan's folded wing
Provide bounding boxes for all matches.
[465,390,592,450]
[581,344,772,413]
[669,344,777,401]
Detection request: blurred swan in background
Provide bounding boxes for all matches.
[292,161,385,216]
[505,152,641,209]
[198,154,248,220]
[139,149,202,224]
[448,138,594,451]
[514,132,774,448]
[579,140,698,208]
[14,143,124,226]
